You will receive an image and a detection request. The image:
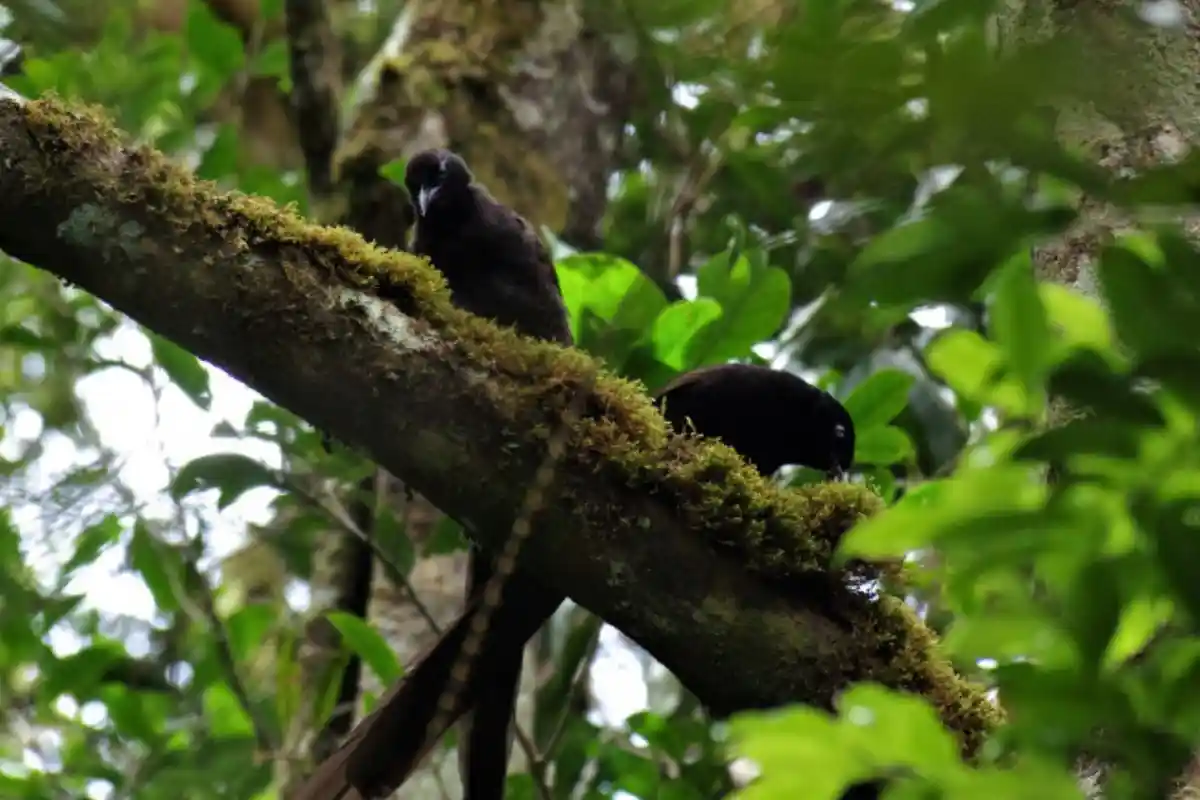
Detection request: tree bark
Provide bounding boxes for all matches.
[0,92,999,757]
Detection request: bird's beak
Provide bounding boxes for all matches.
[826,465,847,482]
[417,185,439,216]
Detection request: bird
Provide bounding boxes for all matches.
[292,148,576,800]
[653,363,855,480]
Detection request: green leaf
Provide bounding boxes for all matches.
[687,248,792,365]
[1140,499,1200,625]
[61,514,122,579]
[185,0,246,83]
[150,333,212,410]
[1061,557,1124,668]
[651,299,723,370]
[202,682,256,739]
[843,369,915,429]
[837,684,960,771]
[1136,353,1200,409]
[1047,352,1164,427]
[39,641,127,700]
[729,706,863,800]
[325,612,402,684]
[854,425,914,465]
[1036,284,1108,352]
[379,157,408,187]
[987,252,1049,411]
[1012,419,1143,462]
[839,466,1047,560]
[1097,244,1200,358]
[225,604,276,665]
[129,522,181,613]
[171,453,279,510]
[925,329,1031,417]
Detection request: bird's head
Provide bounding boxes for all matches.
[816,395,856,480]
[404,149,474,222]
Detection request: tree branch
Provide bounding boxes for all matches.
[0,94,1000,754]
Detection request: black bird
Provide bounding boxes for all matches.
[294,149,574,800]
[654,363,855,479]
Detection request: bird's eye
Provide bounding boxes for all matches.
[833,424,846,438]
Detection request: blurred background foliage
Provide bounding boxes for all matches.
[0,0,1199,798]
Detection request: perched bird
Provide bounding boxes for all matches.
[293,148,574,800]
[654,363,855,479]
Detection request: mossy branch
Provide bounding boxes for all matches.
[0,94,1000,753]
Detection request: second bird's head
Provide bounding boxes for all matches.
[404,149,474,223]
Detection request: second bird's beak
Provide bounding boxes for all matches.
[417,185,439,216]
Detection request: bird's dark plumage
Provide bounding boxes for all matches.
[292,149,574,800]
[653,363,855,479]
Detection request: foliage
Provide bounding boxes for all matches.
[0,0,1198,799]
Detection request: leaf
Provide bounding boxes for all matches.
[61,514,122,579]
[651,299,723,370]
[1061,557,1124,668]
[150,333,213,410]
[854,425,914,466]
[186,0,246,83]
[225,604,276,665]
[1039,284,1113,353]
[1097,244,1200,358]
[1140,499,1200,625]
[1013,419,1143,462]
[687,248,792,365]
[1136,353,1200,409]
[729,706,863,800]
[325,612,402,684]
[837,684,960,771]
[925,329,1031,417]
[202,683,255,739]
[171,453,279,510]
[39,641,126,700]
[129,522,181,613]
[379,157,408,187]
[842,369,915,429]
[988,251,1050,411]
[1047,351,1164,427]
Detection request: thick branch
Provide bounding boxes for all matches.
[0,96,999,753]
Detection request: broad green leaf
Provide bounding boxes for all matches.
[171,453,279,510]
[185,0,246,84]
[926,329,1031,417]
[729,706,865,800]
[379,157,408,187]
[837,684,960,772]
[651,299,723,370]
[61,514,122,579]
[225,604,277,665]
[987,252,1049,411]
[1097,244,1200,358]
[202,683,256,739]
[839,465,1047,559]
[843,369,915,428]
[1039,283,1113,353]
[151,333,213,410]
[1139,499,1200,624]
[1013,419,1143,462]
[688,249,791,366]
[1046,351,1163,427]
[854,425,914,465]
[39,641,127,700]
[326,612,402,684]
[129,522,182,613]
